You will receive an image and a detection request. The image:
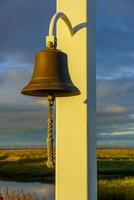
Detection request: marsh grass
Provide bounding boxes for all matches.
[98,177,134,200]
[97,149,134,200]
[0,149,55,183]
[97,148,134,177]
[2,188,40,200]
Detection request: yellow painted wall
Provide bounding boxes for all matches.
[56,0,96,200]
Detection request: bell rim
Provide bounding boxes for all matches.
[21,84,80,97]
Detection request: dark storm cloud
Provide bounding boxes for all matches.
[0,0,55,64]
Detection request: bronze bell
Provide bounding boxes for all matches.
[21,47,80,168]
[21,48,80,97]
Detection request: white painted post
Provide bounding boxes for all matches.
[56,0,96,200]
[87,0,97,200]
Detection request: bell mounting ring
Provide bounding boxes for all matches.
[46,35,57,48]
[46,12,75,49]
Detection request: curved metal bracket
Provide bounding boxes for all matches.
[46,12,87,48]
[49,12,74,36]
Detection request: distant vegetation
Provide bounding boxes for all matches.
[0,149,55,183]
[97,148,134,200]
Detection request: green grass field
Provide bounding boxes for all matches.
[97,149,134,200]
[97,148,134,177]
[0,149,55,183]
[0,148,134,200]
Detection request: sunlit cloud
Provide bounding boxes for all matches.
[101,106,126,114]
[100,130,134,136]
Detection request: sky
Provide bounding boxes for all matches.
[97,0,134,147]
[0,0,134,148]
[0,0,55,148]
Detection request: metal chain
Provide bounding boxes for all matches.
[46,95,55,168]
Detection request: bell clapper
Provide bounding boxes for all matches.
[47,94,55,168]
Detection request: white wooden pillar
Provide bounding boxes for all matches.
[56,0,96,200]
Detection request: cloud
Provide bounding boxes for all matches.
[100,130,134,136]
[97,77,134,146]
[97,0,134,80]
[97,0,134,147]
[0,1,56,147]
[97,78,134,109]
[0,73,5,84]
[0,67,50,141]
[100,106,126,114]
[0,0,55,66]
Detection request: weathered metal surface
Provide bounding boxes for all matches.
[21,48,79,97]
